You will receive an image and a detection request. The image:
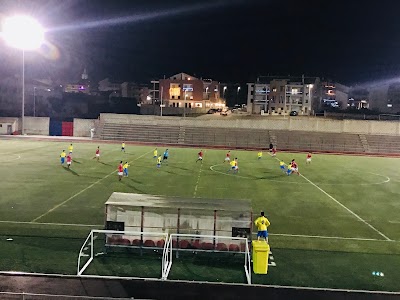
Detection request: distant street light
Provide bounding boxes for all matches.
[2,15,44,134]
[223,86,227,99]
[237,86,241,105]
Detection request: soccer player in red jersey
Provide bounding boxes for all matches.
[66,154,72,169]
[118,161,124,181]
[291,159,299,175]
[196,150,203,163]
[306,152,312,164]
[223,151,231,163]
[272,147,277,157]
[92,146,100,162]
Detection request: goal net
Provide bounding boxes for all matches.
[77,229,168,277]
[162,233,251,284]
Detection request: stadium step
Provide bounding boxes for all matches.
[178,126,186,144]
[269,131,277,148]
[358,134,369,152]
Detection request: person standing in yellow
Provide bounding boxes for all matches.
[68,144,73,154]
[257,151,262,159]
[121,142,126,153]
[60,150,66,165]
[153,148,158,158]
[254,211,270,242]
[123,162,130,177]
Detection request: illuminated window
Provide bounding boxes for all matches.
[291,88,298,95]
[183,84,193,91]
[169,83,181,98]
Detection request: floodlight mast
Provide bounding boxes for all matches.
[2,15,44,134]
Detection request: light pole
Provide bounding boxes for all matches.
[184,90,187,118]
[2,15,44,134]
[223,86,227,99]
[237,86,241,105]
[33,86,36,117]
[160,86,164,117]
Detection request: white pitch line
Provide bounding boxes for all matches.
[0,144,49,155]
[31,150,152,222]
[269,153,392,241]
[270,233,397,242]
[209,164,390,186]
[300,174,392,241]
[0,154,21,163]
[0,220,102,227]
[193,152,205,198]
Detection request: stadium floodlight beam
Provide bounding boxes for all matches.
[2,15,44,134]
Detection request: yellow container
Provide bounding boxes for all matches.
[252,240,270,274]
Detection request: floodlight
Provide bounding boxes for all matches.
[2,15,44,50]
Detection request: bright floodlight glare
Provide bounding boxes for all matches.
[2,15,44,50]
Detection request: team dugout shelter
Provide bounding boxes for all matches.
[104,192,253,251]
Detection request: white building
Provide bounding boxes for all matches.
[98,78,122,93]
[247,76,319,115]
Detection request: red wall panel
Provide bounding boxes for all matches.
[62,122,73,136]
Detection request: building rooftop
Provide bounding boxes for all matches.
[105,192,251,212]
[255,75,319,85]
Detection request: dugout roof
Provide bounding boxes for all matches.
[105,192,251,212]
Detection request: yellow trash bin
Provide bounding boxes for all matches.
[252,240,270,274]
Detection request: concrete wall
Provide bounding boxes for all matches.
[0,118,18,134]
[24,117,49,135]
[73,118,96,137]
[100,113,400,136]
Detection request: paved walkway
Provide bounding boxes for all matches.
[0,273,399,300]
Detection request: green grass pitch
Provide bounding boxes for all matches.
[0,138,400,291]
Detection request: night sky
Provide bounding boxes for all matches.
[1,0,400,85]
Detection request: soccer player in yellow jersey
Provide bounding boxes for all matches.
[123,162,129,177]
[257,151,262,159]
[153,148,158,158]
[228,159,236,172]
[156,155,162,168]
[121,142,126,152]
[68,144,73,154]
[60,150,66,165]
[254,211,271,242]
[286,163,292,176]
[279,161,285,173]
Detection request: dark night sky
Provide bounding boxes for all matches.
[1,0,400,85]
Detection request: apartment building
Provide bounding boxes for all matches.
[247,76,319,115]
[152,72,225,109]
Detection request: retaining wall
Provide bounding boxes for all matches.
[24,117,49,135]
[100,113,400,136]
[73,118,96,137]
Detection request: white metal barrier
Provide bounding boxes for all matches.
[162,233,251,284]
[77,229,168,276]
